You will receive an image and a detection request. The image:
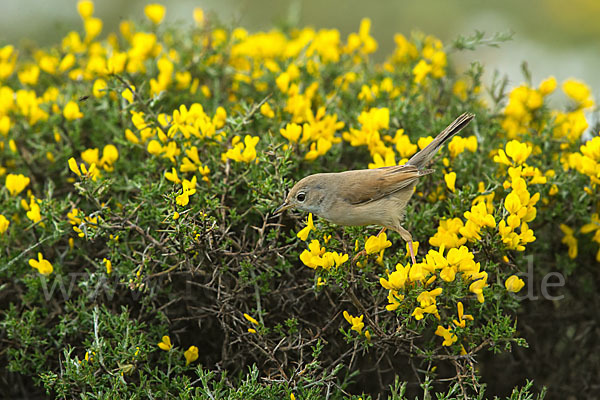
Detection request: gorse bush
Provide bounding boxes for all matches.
[0,2,598,399]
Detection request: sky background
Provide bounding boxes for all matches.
[3,0,600,105]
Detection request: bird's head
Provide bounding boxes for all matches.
[274,174,330,216]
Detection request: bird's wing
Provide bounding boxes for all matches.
[340,165,430,205]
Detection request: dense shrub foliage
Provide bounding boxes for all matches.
[1,2,598,399]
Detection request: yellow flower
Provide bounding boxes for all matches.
[68,157,99,180]
[416,287,443,308]
[439,264,456,282]
[452,79,468,101]
[184,346,199,365]
[502,84,542,137]
[358,84,377,103]
[276,72,291,93]
[145,4,166,25]
[581,213,600,235]
[435,325,457,346]
[562,79,594,109]
[579,137,600,163]
[83,351,96,363]
[100,144,119,170]
[465,136,478,152]
[408,262,427,282]
[123,128,139,144]
[469,276,487,303]
[221,135,259,163]
[260,102,275,118]
[444,171,456,192]
[299,240,326,269]
[84,17,102,42]
[448,135,477,158]
[0,115,11,137]
[552,110,588,142]
[82,148,100,166]
[103,258,112,274]
[429,218,466,248]
[343,311,364,334]
[164,167,181,184]
[175,71,192,90]
[452,302,474,328]
[364,232,391,254]
[63,101,84,121]
[0,214,9,234]
[58,53,75,73]
[505,275,525,292]
[25,196,42,224]
[77,0,94,19]
[280,122,302,143]
[68,157,82,177]
[18,64,40,85]
[67,208,83,226]
[243,313,259,326]
[5,173,30,196]
[157,335,172,351]
[559,224,578,259]
[393,130,417,158]
[368,151,396,169]
[493,140,532,166]
[28,252,53,275]
[459,202,496,241]
[343,107,388,155]
[380,263,410,290]
[93,79,107,98]
[122,86,135,103]
[411,304,437,320]
[413,59,432,84]
[305,138,333,161]
[391,33,418,63]
[331,252,349,267]
[504,191,522,215]
[193,8,205,26]
[385,290,404,311]
[321,253,336,270]
[107,51,127,74]
[538,76,557,96]
[425,275,437,286]
[296,213,314,241]
[176,176,197,206]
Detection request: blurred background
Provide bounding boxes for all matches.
[3,0,600,102]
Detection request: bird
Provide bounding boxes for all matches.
[274,112,475,264]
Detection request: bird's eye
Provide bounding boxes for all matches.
[296,192,306,202]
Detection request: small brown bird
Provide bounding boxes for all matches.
[275,112,475,264]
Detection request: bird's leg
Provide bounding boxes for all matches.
[407,239,416,265]
[352,227,388,264]
[394,225,416,265]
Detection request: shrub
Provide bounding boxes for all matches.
[0,2,597,399]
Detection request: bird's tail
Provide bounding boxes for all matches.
[407,112,475,169]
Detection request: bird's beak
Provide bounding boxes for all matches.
[273,201,292,216]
